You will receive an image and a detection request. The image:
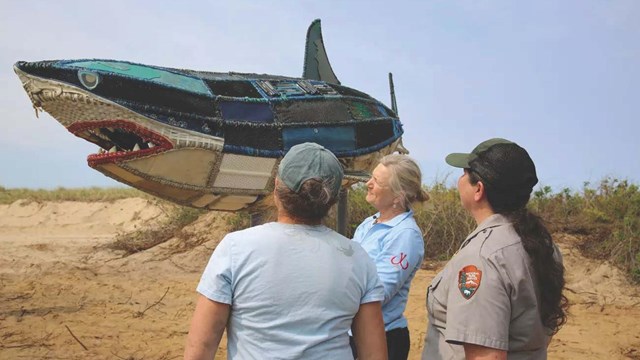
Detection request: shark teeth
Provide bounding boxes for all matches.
[87,129,111,142]
[98,142,158,155]
[70,120,171,168]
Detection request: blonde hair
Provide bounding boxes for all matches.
[379,154,429,210]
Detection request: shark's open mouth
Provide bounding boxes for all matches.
[68,120,172,167]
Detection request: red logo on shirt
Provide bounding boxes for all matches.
[390,253,409,270]
[458,265,482,299]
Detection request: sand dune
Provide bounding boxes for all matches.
[0,198,638,359]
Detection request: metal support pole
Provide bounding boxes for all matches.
[336,188,349,236]
[249,212,262,227]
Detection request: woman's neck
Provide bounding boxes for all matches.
[273,189,320,225]
[277,209,321,225]
[375,207,406,223]
[471,207,495,225]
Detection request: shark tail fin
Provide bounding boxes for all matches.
[389,72,398,115]
[303,19,341,85]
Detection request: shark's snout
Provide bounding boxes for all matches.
[14,60,61,77]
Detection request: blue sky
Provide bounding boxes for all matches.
[1,1,638,191]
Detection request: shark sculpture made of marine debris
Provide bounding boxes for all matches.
[14,19,407,211]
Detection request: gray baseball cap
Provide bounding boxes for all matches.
[278,142,344,198]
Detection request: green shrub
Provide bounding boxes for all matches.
[578,179,640,280]
[633,253,640,283]
[415,181,475,260]
[345,185,376,237]
[227,211,251,232]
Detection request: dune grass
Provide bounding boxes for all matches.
[108,205,206,255]
[3,177,639,282]
[0,186,150,204]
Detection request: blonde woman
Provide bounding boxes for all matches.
[351,154,429,360]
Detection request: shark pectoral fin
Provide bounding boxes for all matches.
[395,139,409,155]
[343,170,371,183]
[302,19,340,85]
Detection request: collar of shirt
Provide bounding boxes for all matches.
[371,209,414,228]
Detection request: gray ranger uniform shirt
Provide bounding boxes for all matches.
[422,214,559,360]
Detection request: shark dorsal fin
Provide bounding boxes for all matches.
[389,72,398,115]
[303,19,341,85]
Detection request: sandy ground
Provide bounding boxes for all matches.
[1,198,639,359]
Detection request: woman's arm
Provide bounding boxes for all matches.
[352,301,388,360]
[375,228,424,304]
[463,343,507,360]
[184,295,230,360]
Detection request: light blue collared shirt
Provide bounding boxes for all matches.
[353,210,424,331]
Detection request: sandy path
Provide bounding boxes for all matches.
[1,199,639,359]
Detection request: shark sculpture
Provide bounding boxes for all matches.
[14,19,406,211]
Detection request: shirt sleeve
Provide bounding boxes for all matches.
[444,252,511,350]
[375,228,424,304]
[361,254,385,304]
[196,236,233,304]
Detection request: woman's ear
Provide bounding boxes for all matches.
[474,180,486,202]
[394,191,405,209]
[273,178,280,202]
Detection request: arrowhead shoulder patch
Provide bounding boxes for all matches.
[458,265,482,300]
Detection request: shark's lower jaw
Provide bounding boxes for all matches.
[67,120,172,167]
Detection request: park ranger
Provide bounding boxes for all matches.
[422,138,568,360]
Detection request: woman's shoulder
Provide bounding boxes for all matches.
[222,222,286,244]
[476,223,521,254]
[455,224,523,262]
[391,214,423,238]
[227,222,273,235]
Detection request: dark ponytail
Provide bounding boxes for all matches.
[506,209,568,334]
[469,171,568,334]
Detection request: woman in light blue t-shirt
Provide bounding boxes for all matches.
[185,143,388,360]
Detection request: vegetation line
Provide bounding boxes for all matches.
[0,186,150,204]
[2,177,639,283]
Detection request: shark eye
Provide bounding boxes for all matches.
[78,70,100,90]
